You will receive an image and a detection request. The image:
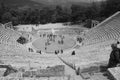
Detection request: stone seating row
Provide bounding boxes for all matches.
[83,12,120,46]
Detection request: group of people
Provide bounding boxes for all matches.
[40,33,65,46]
[28,48,34,52]
[77,37,83,43]
[38,33,66,54]
[55,49,63,55]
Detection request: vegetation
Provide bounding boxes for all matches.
[17,36,28,44]
[100,0,120,17]
[0,0,120,28]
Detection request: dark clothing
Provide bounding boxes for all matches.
[55,51,57,55]
[72,51,75,55]
[108,48,120,68]
[76,67,80,75]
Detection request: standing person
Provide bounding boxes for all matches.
[45,47,47,52]
[28,48,30,52]
[108,41,120,68]
[61,49,63,54]
[76,67,80,75]
[72,50,75,55]
[57,50,59,54]
[55,50,57,55]
[39,50,41,54]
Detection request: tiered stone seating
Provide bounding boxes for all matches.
[108,67,120,80]
[83,11,120,46]
[0,75,80,80]
[0,26,21,47]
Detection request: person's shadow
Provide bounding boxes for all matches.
[99,65,115,80]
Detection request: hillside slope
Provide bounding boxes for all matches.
[0,0,98,9]
[0,0,45,9]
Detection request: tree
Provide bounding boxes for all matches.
[85,2,100,19]
[52,6,63,22]
[101,0,120,17]
[0,2,10,23]
[39,7,53,24]
[71,5,87,23]
[1,12,12,23]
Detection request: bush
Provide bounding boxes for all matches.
[17,36,28,44]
